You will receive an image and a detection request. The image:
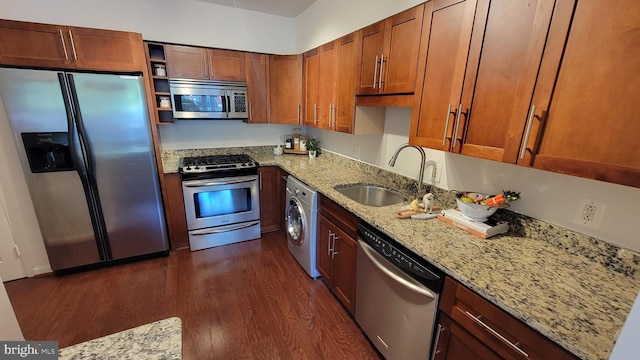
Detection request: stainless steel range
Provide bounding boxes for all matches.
[180,154,260,251]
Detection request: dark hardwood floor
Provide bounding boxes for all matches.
[5,231,381,359]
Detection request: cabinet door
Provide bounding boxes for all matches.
[0,20,72,68]
[259,166,280,233]
[381,4,425,94]
[245,53,269,123]
[208,49,246,82]
[334,33,358,134]
[316,214,335,284]
[65,26,146,72]
[409,0,478,150]
[165,44,209,80]
[527,0,640,188]
[269,54,303,124]
[333,230,357,314]
[303,48,320,127]
[356,21,385,95]
[433,313,501,360]
[456,0,572,161]
[318,42,338,130]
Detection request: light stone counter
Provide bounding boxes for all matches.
[162,147,640,360]
[59,317,182,360]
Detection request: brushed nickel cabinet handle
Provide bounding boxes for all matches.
[465,311,529,358]
[314,104,318,125]
[68,30,78,60]
[331,104,336,129]
[520,105,537,159]
[327,230,335,255]
[378,53,385,89]
[373,55,379,89]
[452,104,463,148]
[59,29,69,61]
[429,324,445,360]
[442,103,453,146]
[248,103,253,121]
[331,235,339,259]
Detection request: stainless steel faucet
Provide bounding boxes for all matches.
[388,143,435,198]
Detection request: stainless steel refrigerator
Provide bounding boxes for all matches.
[0,68,169,271]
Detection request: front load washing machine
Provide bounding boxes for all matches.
[285,176,320,278]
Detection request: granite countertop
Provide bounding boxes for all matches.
[161,147,640,360]
[59,317,182,360]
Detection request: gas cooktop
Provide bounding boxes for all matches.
[179,154,259,179]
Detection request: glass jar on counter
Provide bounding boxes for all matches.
[293,128,301,150]
[285,135,294,149]
[154,64,166,77]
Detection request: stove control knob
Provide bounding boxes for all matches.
[186,166,191,171]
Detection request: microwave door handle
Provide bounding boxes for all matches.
[225,91,231,118]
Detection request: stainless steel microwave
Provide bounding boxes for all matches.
[169,79,248,119]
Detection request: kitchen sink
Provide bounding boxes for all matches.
[335,185,407,207]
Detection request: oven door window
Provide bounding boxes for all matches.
[173,94,226,113]
[194,188,251,218]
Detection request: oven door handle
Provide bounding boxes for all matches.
[191,221,260,235]
[184,177,257,187]
[358,239,435,299]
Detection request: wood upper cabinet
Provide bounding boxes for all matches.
[437,277,578,360]
[165,45,245,81]
[356,4,425,95]
[303,47,320,127]
[410,0,574,159]
[165,44,209,79]
[333,33,359,134]
[521,0,640,188]
[0,20,145,72]
[245,53,269,123]
[269,54,303,125]
[208,49,245,82]
[259,166,280,233]
[303,42,338,129]
[409,0,477,151]
[317,194,358,314]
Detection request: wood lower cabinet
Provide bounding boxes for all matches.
[317,194,358,314]
[162,173,189,249]
[259,166,280,233]
[0,19,146,72]
[269,54,303,125]
[356,4,425,95]
[278,168,289,232]
[245,53,269,123]
[435,277,577,360]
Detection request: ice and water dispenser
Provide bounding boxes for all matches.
[21,132,74,173]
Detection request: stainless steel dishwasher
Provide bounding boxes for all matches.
[356,222,443,360]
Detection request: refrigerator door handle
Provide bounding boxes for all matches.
[65,73,113,260]
[57,73,86,177]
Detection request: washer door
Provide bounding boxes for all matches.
[286,198,306,246]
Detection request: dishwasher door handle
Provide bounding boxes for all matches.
[358,240,435,299]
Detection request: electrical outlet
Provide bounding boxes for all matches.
[432,162,443,183]
[573,198,607,229]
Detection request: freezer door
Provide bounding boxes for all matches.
[69,73,168,259]
[0,68,101,270]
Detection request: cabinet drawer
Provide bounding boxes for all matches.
[318,194,358,239]
[439,277,577,360]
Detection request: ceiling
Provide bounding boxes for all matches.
[196,0,318,18]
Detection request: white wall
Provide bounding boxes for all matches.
[0,0,296,54]
[296,0,425,52]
